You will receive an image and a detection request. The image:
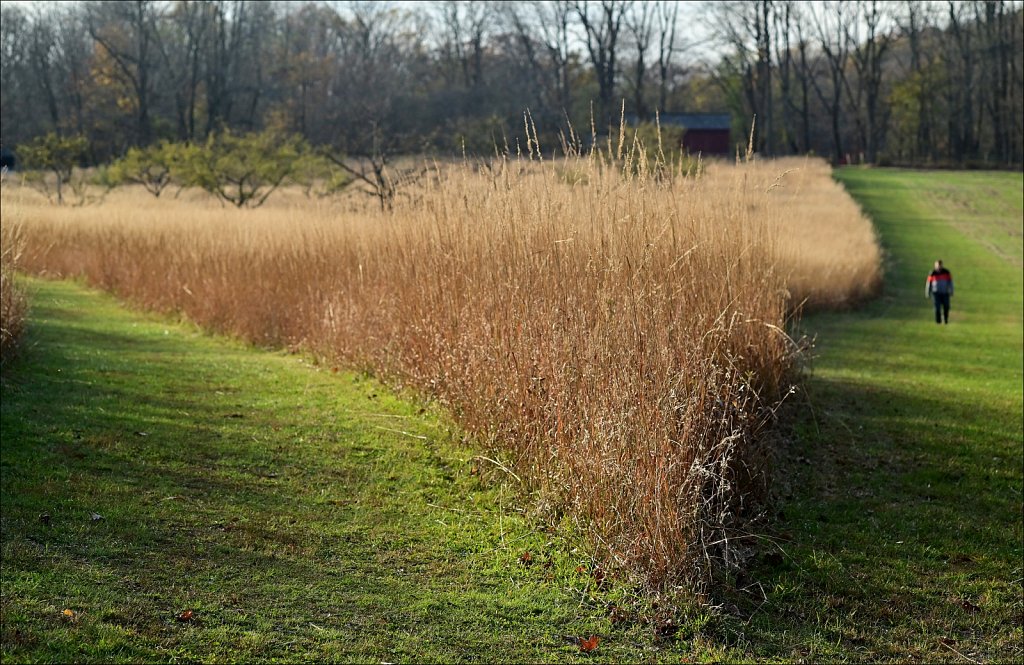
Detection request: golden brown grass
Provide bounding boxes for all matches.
[0,206,27,363]
[0,153,880,593]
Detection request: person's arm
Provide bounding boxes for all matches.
[925,275,931,298]
[949,274,953,297]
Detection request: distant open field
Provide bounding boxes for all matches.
[1,155,879,594]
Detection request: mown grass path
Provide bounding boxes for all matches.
[733,168,1023,662]
[1,279,688,664]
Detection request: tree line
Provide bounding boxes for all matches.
[1,1,1021,168]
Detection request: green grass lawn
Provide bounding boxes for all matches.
[725,168,1023,662]
[2,167,1021,663]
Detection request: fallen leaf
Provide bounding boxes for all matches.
[134,431,149,437]
[39,513,51,526]
[939,636,957,646]
[177,609,195,622]
[575,565,587,574]
[578,635,600,653]
[959,599,981,613]
[62,609,75,618]
[519,551,533,565]
[89,512,104,522]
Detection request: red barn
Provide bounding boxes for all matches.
[661,113,732,155]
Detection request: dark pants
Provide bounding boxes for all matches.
[933,293,950,324]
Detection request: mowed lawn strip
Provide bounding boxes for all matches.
[730,168,1023,662]
[0,279,722,663]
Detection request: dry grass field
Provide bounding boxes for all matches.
[0,153,880,593]
[0,207,27,362]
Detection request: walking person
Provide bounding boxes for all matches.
[926,259,954,324]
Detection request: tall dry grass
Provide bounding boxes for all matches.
[0,153,880,593]
[0,210,28,363]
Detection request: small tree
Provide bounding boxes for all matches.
[320,126,426,212]
[178,130,305,208]
[19,133,88,204]
[109,141,177,197]
[289,151,352,199]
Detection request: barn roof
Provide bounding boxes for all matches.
[658,113,731,131]
[626,113,731,131]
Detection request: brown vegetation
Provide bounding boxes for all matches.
[0,209,27,363]
[0,154,880,593]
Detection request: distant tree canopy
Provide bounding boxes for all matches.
[1,1,1021,168]
[18,132,89,204]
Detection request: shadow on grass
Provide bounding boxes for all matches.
[723,371,1022,658]
[4,283,617,663]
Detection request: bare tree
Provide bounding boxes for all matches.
[438,1,490,89]
[624,2,655,119]
[574,0,632,127]
[773,0,797,152]
[196,0,273,133]
[809,0,854,162]
[655,2,680,113]
[944,0,976,161]
[25,4,62,133]
[54,8,93,140]
[846,0,893,163]
[505,0,576,126]
[755,0,773,155]
[159,1,212,141]
[979,0,1015,163]
[793,13,813,154]
[898,0,936,160]
[338,2,419,151]
[539,1,576,115]
[712,1,774,154]
[85,0,162,146]
[0,5,32,141]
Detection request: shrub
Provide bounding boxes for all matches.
[109,142,177,197]
[18,133,88,205]
[177,130,306,208]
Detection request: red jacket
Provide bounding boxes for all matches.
[926,268,954,297]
